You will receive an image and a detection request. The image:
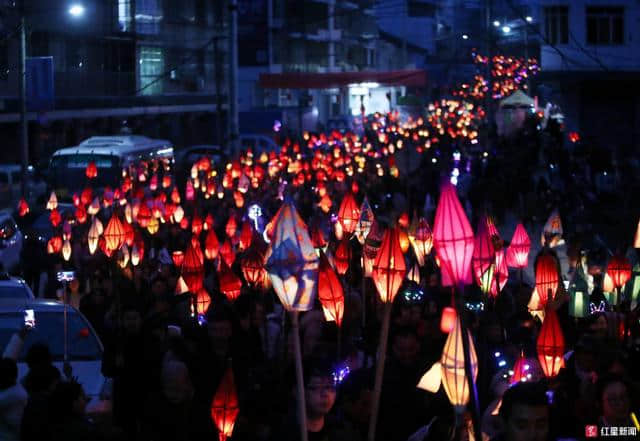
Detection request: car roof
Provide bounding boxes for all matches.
[0,277,29,288]
[53,136,172,157]
[0,298,71,313]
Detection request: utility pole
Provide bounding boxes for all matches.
[19,12,28,198]
[227,0,239,154]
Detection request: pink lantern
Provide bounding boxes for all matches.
[472,217,496,295]
[506,223,531,269]
[433,184,474,287]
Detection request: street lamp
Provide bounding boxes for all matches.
[68,4,85,17]
[526,16,533,23]
[493,20,500,27]
[462,34,469,40]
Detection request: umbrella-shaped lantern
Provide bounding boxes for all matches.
[318,252,345,327]
[433,184,474,287]
[536,308,565,377]
[506,223,531,268]
[418,316,478,409]
[211,367,239,441]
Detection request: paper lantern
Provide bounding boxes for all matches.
[409,218,433,267]
[418,316,478,408]
[186,180,195,201]
[337,192,360,235]
[146,217,159,235]
[239,221,253,251]
[568,263,589,318]
[195,288,211,315]
[172,251,184,268]
[398,229,410,254]
[225,216,238,239]
[354,198,374,245]
[318,252,345,327]
[87,220,100,255]
[103,187,114,208]
[80,187,93,207]
[47,236,63,254]
[334,238,351,276]
[183,242,204,293]
[606,255,631,290]
[175,276,189,295]
[192,215,203,235]
[49,209,61,228]
[87,197,100,216]
[398,212,410,229]
[511,352,530,384]
[205,229,220,260]
[241,247,266,286]
[472,218,496,296]
[220,239,235,267]
[264,200,319,311]
[137,203,151,228]
[363,220,383,278]
[211,367,239,441]
[204,213,214,231]
[75,206,87,224]
[440,306,457,334]
[17,198,29,217]
[62,239,72,261]
[173,205,184,224]
[118,244,130,268]
[433,184,474,287]
[535,253,559,306]
[372,227,407,303]
[131,244,140,266]
[506,223,531,268]
[536,308,565,377]
[407,262,421,285]
[149,174,158,191]
[46,191,57,210]
[309,224,327,252]
[541,210,563,247]
[104,215,126,252]
[219,261,242,302]
[162,175,171,189]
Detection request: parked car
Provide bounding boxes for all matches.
[0,211,23,272]
[0,298,111,414]
[0,273,35,299]
[0,164,47,209]
[238,134,279,155]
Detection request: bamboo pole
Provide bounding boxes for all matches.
[367,302,392,441]
[291,311,308,441]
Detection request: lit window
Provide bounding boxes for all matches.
[118,0,131,32]
[138,47,164,96]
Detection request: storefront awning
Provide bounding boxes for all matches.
[259,70,427,89]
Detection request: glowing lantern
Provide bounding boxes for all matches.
[440,306,457,333]
[354,197,374,245]
[536,308,565,377]
[407,262,421,285]
[162,175,171,189]
[137,203,152,228]
[372,228,407,303]
[220,239,235,267]
[88,220,100,255]
[172,251,185,268]
[204,213,214,231]
[211,367,239,441]
[62,240,72,261]
[80,187,93,206]
[433,184,474,287]
[318,252,345,326]
[541,210,563,247]
[186,180,195,201]
[122,221,134,247]
[334,239,351,275]
[409,218,433,267]
[472,218,496,296]
[87,197,100,216]
[85,161,98,179]
[225,217,238,239]
[46,191,57,210]
[337,192,360,235]
[219,261,242,302]
[182,241,204,293]
[17,198,29,217]
[264,200,319,311]
[418,316,478,408]
[173,205,184,224]
[195,288,211,314]
[398,229,410,254]
[131,244,140,266]
[192,215,203,235]
[75,206,87,224]
[171,187,181,204]
[146,217,159,235]
[118,244,130,268]
[239,221,253,251]
[363,220,383,277]
[535,253,559,306]
[47,236,63,254]
[606,255,631,290]
[104,215,126,252]
[175,276,189,294]
[398,212,409,229]
[241,247,266,286]
[49,209,61,228]
[204,229,220,260]
[506,223,531,268]
[150,174,158,191]
[510,352,530,384]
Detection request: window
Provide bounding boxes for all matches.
[118,0,132,32]
[544,6,568,44]
[586,7,624,45]
[138,47,164,95]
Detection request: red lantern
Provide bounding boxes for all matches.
[75,205,87,224]
[195,288,211,315]
[472,217,496,296]
[211,367,239,441]
[337,192,360,235]
[205,229,220,260]
[310,224,327,250]
[318,252,345,327]
[241,247,266,286]
[80,187,93,206]
[225,216,237,239]
[536,308,565,377]
[162,175,171,189]
[186,180,195,201]
[239,221,253,251]
[123,221,134,247]
[85,161,98,178]
[219,261,242,302]
[433,184,474,287]
[204,213,214,231]
[440,306,457,334]
[182,242,204,292]
[150,174,158,191]
[372,227,407,303]
[398,212,409,229]
[409,218,433,267]
[220,239,235,267]
[606,255,631,289]
[511,352,530,384]
[192,215,203,235]
[137,203,152,228]
[104,215,126,252]
[171,187,181,204]
[17,198,29,217]
[535,253,559,306]
[506,223,531,269]
[49,208,61,227]
[47,236,63,254]
[172,251,185,268]
[334,238,351,276]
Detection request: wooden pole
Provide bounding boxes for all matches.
[291,311,308,441]
[337,325,342,362]
[367,302,392,441]
[361,271,366,329]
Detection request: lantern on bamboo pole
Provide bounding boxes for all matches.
[409,217,433,267]
[535,252,559,307]
[337,192,360,235]
[318,252,345,327]
[536,308,565,378]
[354,197,374,245]
[211,367,239,441]
[472,218,496,296]
[506,223,531,269]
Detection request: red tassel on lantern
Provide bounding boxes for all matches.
[536,308,565,377]
[318,252,345,326]
[433,184,474,287]
[211,367,239,441]
[372,228,407,303]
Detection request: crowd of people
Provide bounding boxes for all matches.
[0,106,639,441]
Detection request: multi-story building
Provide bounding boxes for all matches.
[0,0,228,163]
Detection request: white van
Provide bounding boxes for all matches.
[48,135,173,198]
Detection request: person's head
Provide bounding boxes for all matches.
[597,374,631,425]
[50,381,88,419]
[339,370,372,426]
[499,382,550,441]
[25,342,52,369]
[303,357,337,419]
[0,358,18,390]
[390,326,420,367]
[161,360,193,405]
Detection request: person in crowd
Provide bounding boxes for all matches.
[596,375,636,429]
[0,358,27,441]
[492,381,550,441]
[49,381,102,441]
